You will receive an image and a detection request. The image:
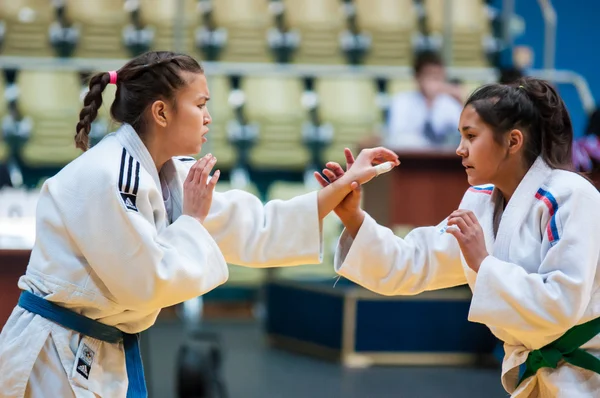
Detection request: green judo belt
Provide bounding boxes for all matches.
[517,317,600,387]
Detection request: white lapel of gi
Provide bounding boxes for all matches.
[493,157,552,260]
[116,124,188,225]
[159,159,185,221]
[479,189,497,253]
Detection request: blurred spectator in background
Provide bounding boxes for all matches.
[384,50,463,150]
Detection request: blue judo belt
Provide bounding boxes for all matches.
[18,290,147,398]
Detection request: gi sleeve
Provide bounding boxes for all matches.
[46,175,229,311]
[334,213,466,296]
[203,189,323,267]
[469,190,600,338]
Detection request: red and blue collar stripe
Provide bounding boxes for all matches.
[468,186,494,195]
[535,187,560,246]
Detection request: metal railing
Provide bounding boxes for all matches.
[537,0,557,72]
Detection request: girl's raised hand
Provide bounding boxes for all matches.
[183,154,220,224]
[345,146,400,186]
[314,148,361,218]
[445,209,488,272]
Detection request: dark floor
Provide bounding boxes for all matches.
[142,319,509,398]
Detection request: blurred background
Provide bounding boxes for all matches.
[1,1,599,397]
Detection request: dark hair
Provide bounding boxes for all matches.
[75,51,204,151]
[464,77,573,171]
[498,67,524,85]
[413,50,444,76]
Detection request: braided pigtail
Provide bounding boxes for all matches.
[75,72,111,151]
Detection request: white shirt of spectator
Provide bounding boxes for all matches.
[385,91,463,149]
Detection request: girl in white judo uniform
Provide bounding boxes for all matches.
[0,51,399,398]
[318,77,600,397]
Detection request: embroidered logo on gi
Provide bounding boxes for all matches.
[77,359,90,379]
[120,193,138,211]
[118,148,141,212]
[76,344,95,380]
[81,344,95,365]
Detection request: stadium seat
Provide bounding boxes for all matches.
[316,77,380,164]
[242,76,308,170]
[282,0,346,64]
[17,71,82,167]
[451,0,490,67]
[211,0,270,27]
[424,0,489,66]
[0,0,55,57]
[210,0,271,62]
[462,80,486,99]
[388,78,418,95]
[65,0,130,59]
[354,0,417,66]
[139,0,198,54]
[425,0,487,32]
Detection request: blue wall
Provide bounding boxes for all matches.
[493,0,600,137]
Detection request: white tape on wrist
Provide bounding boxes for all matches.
[374,161,394,176]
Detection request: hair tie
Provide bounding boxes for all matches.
[108,70,118,85]
[518,85,525,90]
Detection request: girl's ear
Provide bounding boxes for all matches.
[150,100,168,128]
[507,129,524,154]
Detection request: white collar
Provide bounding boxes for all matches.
[114,123,177,193]
[493,156,552,258]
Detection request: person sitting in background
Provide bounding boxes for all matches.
[384,50,463,150]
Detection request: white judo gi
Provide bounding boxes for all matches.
[0,124,323,397]
[334,157,600,397]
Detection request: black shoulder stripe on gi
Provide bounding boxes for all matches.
[118,148,127,192]
[117,149,141,212]
[124,154,134,194]
[177,157,196,162]
[132,161,140,195]
[117,149,141,195]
